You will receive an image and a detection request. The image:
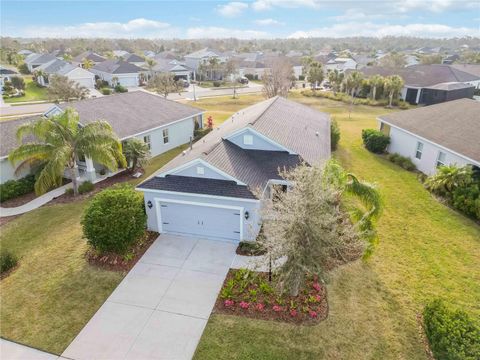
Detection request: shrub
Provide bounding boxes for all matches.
[114,84,128,93]
[101,88,112,95]
[194,127,212,141]
[330,119,341,151]
[212,81,222,87]
[423,299,480,360]
[237,241,266,256]
[95,79,109,89]
[78,181,94,194]
[362,129,390,153]
[244,74,254,80]
[82,185,146,255]
[387,153,416,171]
[298,75,305,81]
[65,188,74,196]
[10,76,25,90]
[18,63,30,74]
[452,184,480,220]
[0,250,18,275]
[0,174,36,202]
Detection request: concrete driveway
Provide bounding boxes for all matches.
[62,235,236,360]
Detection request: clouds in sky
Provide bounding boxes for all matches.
[216,2,249,17]
[254,18,285,26]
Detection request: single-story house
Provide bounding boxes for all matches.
[151,59,191,81]
[450,64,480,79]
[0,66,18,87]
[18,49,33,57]
[24,53,57,72]
[72,51,107,68]
[0,91,204,184]
[325,57,357,73]
[123,53,146,67]
[113,50,130,58]
[184,48,227,80]
[34,59,95,88]
[419,82,475,106]
[378,98,480,175]
[90,60,143,87]
[357,64,480,105]
[136,96,331,242]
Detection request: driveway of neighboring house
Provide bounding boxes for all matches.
[62,234,237,360]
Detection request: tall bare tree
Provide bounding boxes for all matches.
[47,75,89,102]
[262,58,293,98]
[224,59,238,99]
[147,73,181,98]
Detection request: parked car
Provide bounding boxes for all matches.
[238,76,249,84]
[177,79,190,88]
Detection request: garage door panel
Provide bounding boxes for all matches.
[159,201,241,241]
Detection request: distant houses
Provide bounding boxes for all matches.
[34,59,95,88]
[72,51,107,68]
[90,59,143,87]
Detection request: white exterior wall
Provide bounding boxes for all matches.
[385,124,477,175]
[65,67,95,88]
[0,158,30,184]
[227,128,288,152]
[90,69,139,87]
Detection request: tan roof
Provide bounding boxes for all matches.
[379,98,480,163]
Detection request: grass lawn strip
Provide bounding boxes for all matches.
[4,77,49,104]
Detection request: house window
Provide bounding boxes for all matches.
[196,166,205,175]
[143,135,151,150]
[243,134,253,145]
[415,142,423,159]
[163,129,169,144]
[436,151,446,168]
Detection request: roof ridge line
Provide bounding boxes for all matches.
[250,96,280,126]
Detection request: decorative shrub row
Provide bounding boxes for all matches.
[423,299,480,360]
[82,185,146,255]
[0,174,36,202]
[101,88,112,95]
[361,129,390,154]
[0,250,18,275]
[114,84,128,93]
[301,90,410,109]
[387,153,416,171]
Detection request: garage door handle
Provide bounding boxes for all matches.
[163,222,169,225]
[233,231,240,234]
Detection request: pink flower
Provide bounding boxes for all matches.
[309,310,318,318]
[290,309,298,317]
[315,294,322,302]
[224,299,234,308]
[312,282,322,292]
[256,303,265,311]
[239,301,250,309]
[272,305,283,312]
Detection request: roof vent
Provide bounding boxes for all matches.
[182,150,187,156]
[315,131,319,137]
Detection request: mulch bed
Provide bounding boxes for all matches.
[235,245,267,256]
[0,191,38,208]
[213,269,329,325]
[85,231,158,273]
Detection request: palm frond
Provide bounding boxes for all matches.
[8,143,54,166]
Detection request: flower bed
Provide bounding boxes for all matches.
[214,269,328,324]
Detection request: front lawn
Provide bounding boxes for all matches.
[0,145,186,354]
[4,76,49,103]
[193,93,480,359]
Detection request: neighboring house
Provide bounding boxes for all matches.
[404,54,420,67]
[442,54,460,65]
[378,98,480,175]
[450,64,480,79]
[184,48,227,80]
[72,51,107,68]
[123,53,146,67]
[357,64,480,104]
[24,53,57,72]
[143,50,156,58]
[419,82,475,106]
[0,91,204,184]
[0,66,18,87]
[18,49,33,56]
[325,57,357,72]
[113,50,130,58]
[90,60,143,87]
[136,96,331,242]
[352,54,376,69]
[152,59,191,81]
[237,60,269,80]
[34,59,95,88]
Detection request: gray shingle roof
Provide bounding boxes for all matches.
[92,59,143,74]
[379,98,480,163]
[357,64,480,87]
[73,51,106,63]
[137,175,257,199]
[124,53,145,63]
[425,82,474,91]
[58,91,203,139]
[450,64,480,77]
[0,116,38,157]
[24,53,56,65]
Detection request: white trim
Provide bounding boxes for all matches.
[136,187,259,203]
[154,197,244,241]
[225,127,296,154]
[158,158,247,185]
[43,104,63,117]
[119,112,204,140]
[378,117,480,166]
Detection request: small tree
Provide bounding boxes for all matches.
[123,138,150,172]
[82,58,94,70]
[145,58,156,79]
[207,115,213,129]
[262,57,293,98]
[327,69,344,96]
[384,75,404,107]
[425,165,474,196]
[82,185,146,255]
[147,73,181,98]
[10,76,25,91]
[18,63,30,75]
[362,129,390,153]
[344,71,363,119]
[369,74,384,100]
[378,52,406,68]
[47,75,89,102]
[224,59,238,98]
[307,61,324,90]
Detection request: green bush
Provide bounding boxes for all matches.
[238,241,266,256]
[18,63,30,75]
[0,250,18,274]
[82,185,146,255]
[387,153,416,171]
[330,119,341,151]
[0,174,36,202]
[423,299,480,360]
[301,90,410,109]
[362,129,390,154]
[65,188,74,196]
[78,181,94,194]
[244,74,255,80]
[194,127,212,141]
[452,184,480,220]
[212,81,222,87]
[101,88,112,95]
[114,84,128,93]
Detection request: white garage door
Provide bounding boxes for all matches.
[118,76,138,87]
[74,77,94,89]
[158,200,242,241]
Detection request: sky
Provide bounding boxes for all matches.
[1,0,479,39]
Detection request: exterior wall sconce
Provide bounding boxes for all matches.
[147,200,153,209]
[244,211,250,220]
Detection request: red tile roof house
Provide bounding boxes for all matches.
[0,91,204,184]
[136,96,331,242]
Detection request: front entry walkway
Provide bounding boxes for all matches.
[62,235,237,360]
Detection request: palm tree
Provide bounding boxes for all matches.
[327,69,344,95]
[369,74,384,100]
[384,75,404,107]
[344,71,363,119]
[145,58,157,80]
[208,57,220,80]
[123,138,151,172]
[82,58,94,70]
[425,165,473,196]
[9,108,126,196]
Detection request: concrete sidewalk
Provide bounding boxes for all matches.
[62,235,237,360]
[0,339,60,360]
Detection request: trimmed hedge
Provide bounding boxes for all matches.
[114,84,128,93]
[387,153,416,171]
[0,174,36,202]
[78,181,94,194]
[362,129,390,154]
[331,119,341,151]
[424,299,480,360]
[101,88,112,95]
[0,250,18,275]
[82,185,146,255]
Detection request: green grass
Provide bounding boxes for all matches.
[192,93,480,359]
[0,145,186,354]
[4,76,49,103]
